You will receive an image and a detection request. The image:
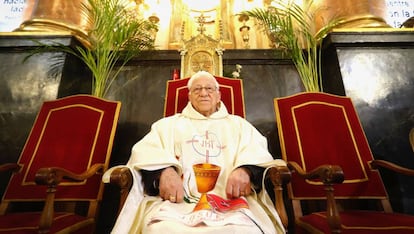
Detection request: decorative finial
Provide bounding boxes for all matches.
[196,13,208,34]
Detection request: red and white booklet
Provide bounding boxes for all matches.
[206,194,249,212]
[149,194,256,227]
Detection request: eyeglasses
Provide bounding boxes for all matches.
[190,86,217,94]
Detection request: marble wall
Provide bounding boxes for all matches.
[323,29,414,214]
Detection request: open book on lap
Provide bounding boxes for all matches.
[148,194,259,228]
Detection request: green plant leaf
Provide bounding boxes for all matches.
[241,0,340,92]
[26,0,156,97]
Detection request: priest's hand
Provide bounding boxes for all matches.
[226,167,252,199]
[159,167,184,203]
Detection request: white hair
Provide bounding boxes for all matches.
[187,71,219,90]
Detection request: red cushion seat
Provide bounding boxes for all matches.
[298,211,414,234]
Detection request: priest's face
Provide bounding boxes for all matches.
[188,76,221,117]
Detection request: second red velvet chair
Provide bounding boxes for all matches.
[274,92,414,234]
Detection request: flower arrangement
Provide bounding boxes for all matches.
[232,64,243,79]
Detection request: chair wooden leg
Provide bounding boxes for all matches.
[39,187,56,234]
[325,186,341,233]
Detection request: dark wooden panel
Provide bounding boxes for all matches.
[322,29,414,214]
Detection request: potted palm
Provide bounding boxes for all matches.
[242,0,340,92]
[31,0,156,97]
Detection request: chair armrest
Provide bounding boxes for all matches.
[370,160,414,176]
[35,164,104,185]
[34,163,104,233]
[109,167,133,190]
[288,161,344,184]
[102,166,133,215]
[268,165,291,229]
[288,161,344,233]
[0,163,21,173]
[107,166,133,215]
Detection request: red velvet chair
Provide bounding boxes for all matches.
[0,94,121,234]
[108,77,291,230]
[164,76,246,118]
[273,92,414,234]
[109,76,248,209]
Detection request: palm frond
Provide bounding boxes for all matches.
[242,0,339,92]
[27,0,156,97]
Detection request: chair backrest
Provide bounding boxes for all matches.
[164,76,245,118]
[2,95,121,203]
[273,92,388,200]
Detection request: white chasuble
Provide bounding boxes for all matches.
[110,102,286,234]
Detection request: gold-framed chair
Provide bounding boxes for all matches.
[0,94,121,233]
[163,76,245,118]
[273,92,414,233]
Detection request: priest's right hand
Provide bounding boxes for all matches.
[158,167,184,203]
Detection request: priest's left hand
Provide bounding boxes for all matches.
[159,167,184,203]
[225,167,251,199]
